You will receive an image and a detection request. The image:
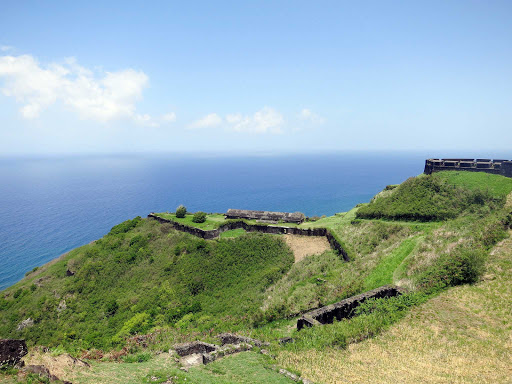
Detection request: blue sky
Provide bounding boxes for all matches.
[0,1,511,155]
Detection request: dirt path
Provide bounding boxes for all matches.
[282,234,331,262]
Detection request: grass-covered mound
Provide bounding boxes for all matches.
[356,173,505,221]
[0,217,293,350]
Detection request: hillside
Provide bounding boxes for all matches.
[1,170,512,383]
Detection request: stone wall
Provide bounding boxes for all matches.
[0,339,27,366]
[424,159,512,178]
[148,214,349,261]
[297,285,406,330]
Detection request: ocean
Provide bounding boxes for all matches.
[0,152,427,290]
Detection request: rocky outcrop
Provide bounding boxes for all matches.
[297,285,407,330]
[16,318,34,331]
[0,339,28,366]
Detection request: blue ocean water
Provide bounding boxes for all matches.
[0,152,427,291]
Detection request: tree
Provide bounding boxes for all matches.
[176,205,187,218]
[192,211,207,223]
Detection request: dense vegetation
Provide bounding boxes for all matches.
[0,218,293,350]
[2,170,511,384]
[356,173,506,221]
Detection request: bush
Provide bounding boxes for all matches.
[192,211,207,223]
[175,205,187,218]
[416,246,486,292]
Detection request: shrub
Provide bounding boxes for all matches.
[175,205,187,218]
[192,211,207,223]
[416,246,486,292]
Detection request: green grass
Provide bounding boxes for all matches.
[356,173,505,221]
[219,228,246,238]
[435,170,512,198]
[364,237,419,290]
[0,219,293,350]
[155,213,227,230]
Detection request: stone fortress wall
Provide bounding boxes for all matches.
[424,158,512,178]
[147,213,350,261]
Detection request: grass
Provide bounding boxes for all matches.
[154,213,227,230]
[436,170,512,198]
[277,231,512,384]
[363,236,419,290]
[0,219,293,350]
[219,228,246,238]
[16,351,295,384]
[356,173,505,221]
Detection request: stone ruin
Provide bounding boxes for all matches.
[297,285,406,330]
[0,339,27,367]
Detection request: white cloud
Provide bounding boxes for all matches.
[0,46,13,52]
[226,107,284,134]
[299,108,325,124]
[162,112,176,123]
[0,54,154,123]
[189,113,223,129]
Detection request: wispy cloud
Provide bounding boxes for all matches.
[189,113,223,129]
[0,53,173,125]
[0,45,13,52]
[299,108,325,124]
[226,107,284,134]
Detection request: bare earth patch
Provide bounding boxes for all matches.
[282,234,331,262]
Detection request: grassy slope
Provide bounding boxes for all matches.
[0,219,293,349]
[16,351,295,384]
[2,170,511,383]
[436,170,512,197]
[356,172,508,221]
[277,230,512,384]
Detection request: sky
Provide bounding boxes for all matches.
[0,1,511,156]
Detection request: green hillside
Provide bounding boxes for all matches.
[0,219,293,350]
[1,170,512,384]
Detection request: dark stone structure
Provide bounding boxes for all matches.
[0,339,28,366]
[174,341,218,357]
[225,209,305,224]
[148,213,350,261]
[296,285,406,330]
[424,158,512,178]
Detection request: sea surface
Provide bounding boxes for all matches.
[0,152,428,290]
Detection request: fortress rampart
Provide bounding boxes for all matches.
[424,158,512,178]
[147,213,350,261]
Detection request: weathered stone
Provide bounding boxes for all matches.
[57,300,67,312]
[202,343,253,364]
[179,353,204,368]
[0,339,28,366]
[297,285,406,330]
[16,318,34,331]
[424,158,512,178]
[217,333,265,347]
[173,341,217,357]
[279,337,294,345]
[279,368,300,381]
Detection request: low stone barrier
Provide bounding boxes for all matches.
[0,339,28,367]
[148,213,349,261]
[297,285,406,330]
